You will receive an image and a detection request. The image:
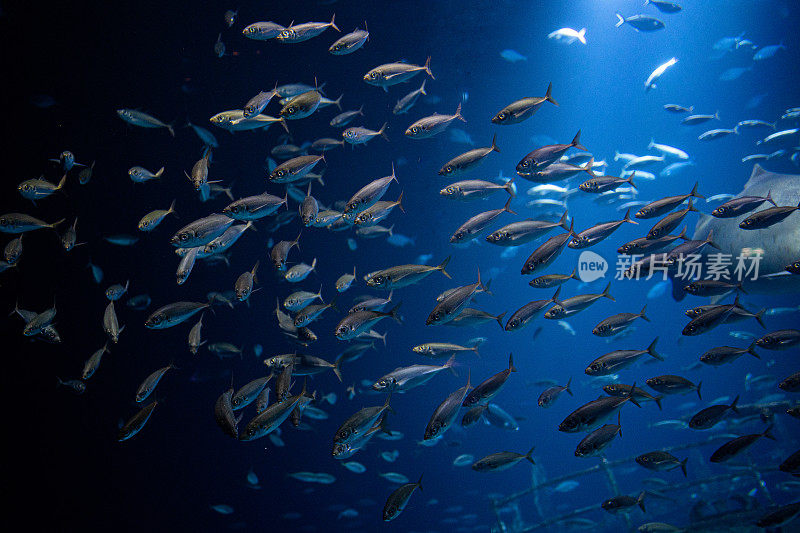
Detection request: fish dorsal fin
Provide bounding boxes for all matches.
[744,163,770,189]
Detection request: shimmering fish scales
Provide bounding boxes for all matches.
[424,372,471,440]
[382,474,423,521]
[492,83,558,125]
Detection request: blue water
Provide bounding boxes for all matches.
[3,1,799,531]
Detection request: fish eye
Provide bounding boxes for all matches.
[412,127,419,134]
[370,72,378,79]
[445,166,453,173]
[287,107,295,114]
[522,161,530,167]
[498,113,506,119]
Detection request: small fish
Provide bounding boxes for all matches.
[499,49,527,62]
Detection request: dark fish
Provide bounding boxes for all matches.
[528,269,579,289]
[214,385,241,439]
[544,282,615,320]
[592,305,649,336]
[635,183,703,219]
[756,501,800,528]
[119,401,158,442]
[739,201,800,229]
[646,198,697,239]
[492,83,559,125]
[269,232,301,271]
[382,474,423,521]
[710,426,775,462]
[712,190,776,218]
[780,450,800,475]
[585,338,662,375]
[462,354,516,407]
[461,404,487,427]
[559,386,641,432]
[682,280,744,298]
[700,343,759,366]
[538,378,573,408]
[617,227,688,255]
[506,288,560,331]
[663,104,693,113]
[603,384,662,409]
[689,395,739,429]
[439,134,500,177]
[472,447,535,471]
[516,131,586,175]
[757,329,800,350]
[602,491,646,514]
[240,382,313,441]
[568,209,637,249]
[779,372,800,392]
[424,373,471,440]
[145,301,209,329]
[646,375,701,399]
[520,219,575,274]
[635,451,687,476]
[487,212,569,247]
[232,375,273,410]
[579,170,635,194]
[575,414,622,457]
[664,230,721,265]
[426,270,489,325]
[645,1,682,14]
[335,393,393,444]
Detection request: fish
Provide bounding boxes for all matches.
[538,378,573,407]
[548,28,587,45]
[492,83,559,125]
[500,49,527,62]
[505,288,561,331]
[602,492,646,514]
[644,57,678,91]
[644,1,682,13]
[145,301,209,329]
[382,474,423,521]
[472,447,535,472]
[710,426,775,462]
[138,200,177,231]
[116,109,174,136]
[592,305,650,336]
[135,363,175,402]
[424,373,471,440]
[517,131,586,175]
[343,123,388,145]
[276,15,340,44]
[372,356,456,393]
[449,198,515,243]
[559,386,641,432]
[242,22,286,40]
[364,57,434,91]
[575,415,622,457]
[487,212,569,247]
[0,213,64,234]
[585,338,663,375]
[544,282,615,320]
[329,25,369,55]
[615,13,665,31]
[463,354,516,407]
[118,401,158,441]
[635,451,688,476]
[405,103,465,139]
[393,80,427,115]
[365,257,450,289]
[688,395,739,429]
[438,134,500,176]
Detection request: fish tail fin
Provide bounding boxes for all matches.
[419,78,427,95]
[705,229,721,250]
[279,117,291,135]
[551,286,562,304]
[602,281,615,301]
[56,173,67,191]
[687,198,698,212]
[416,473,424,490]
[155,167,165,178]
[615,13,625,27]
[628,381,642,408]
[503,177,516,198]
[545,82,559,106]
[334,94,343,111]
[423,55,435,80]
[754,308,766,329]
[730,394,740,413]
[571,130,586,151]
[437,255,452,279]
[378,122,389,141]
[765,189,777,207]
[564,377,573,396]
[746,341,761,359]
[329,13,340,32]
[689,182,704,199]
[470,343,481,357]
[167,124,175,137]
[626,172,637,190]
[454,102,466,123]
[503,197,516,215]
[525,446,536,464]
[640,304,650,322]
[494,311,507,330]
[654,395,663,411]
[508,352,516,372]
[490,133,500,153]
[48,218,66,230]
[647,337,663,360]
[388,301,403,324]
[623,208,638,225]
[637,491,646,512]
[332,359,343,383]
[558,211,571,231]
[762,424,777,441]
[680,458,688,477]
[677,226,689,241]
[578,28,586,44]
[696,381,702,400]
[444,354,458,376]
[168,198,177,216]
